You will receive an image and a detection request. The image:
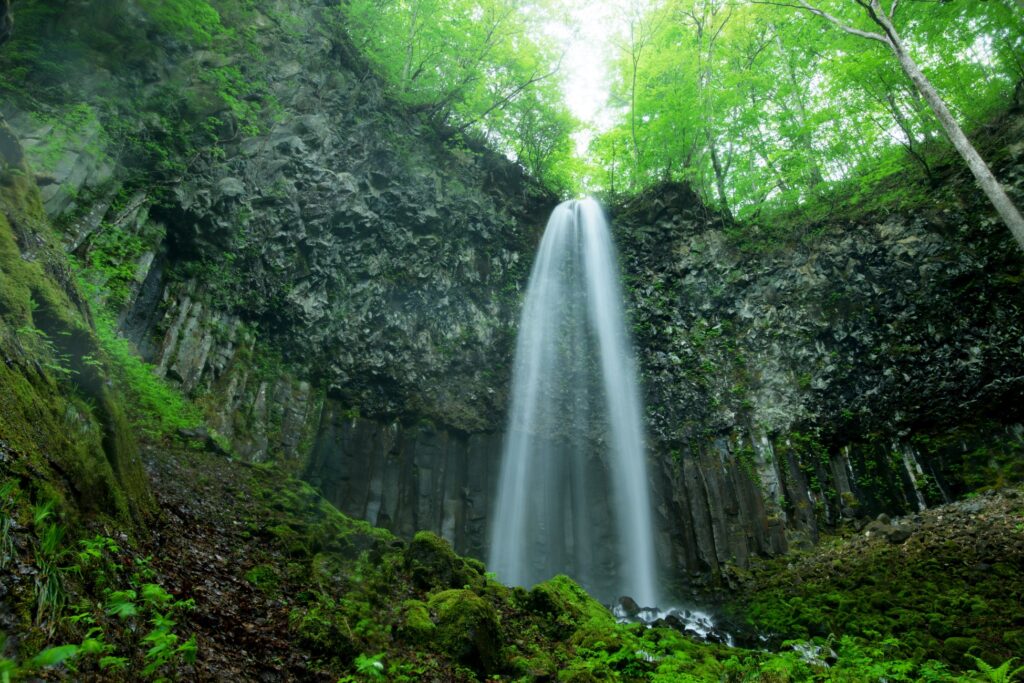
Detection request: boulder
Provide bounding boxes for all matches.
[427,589,501,674]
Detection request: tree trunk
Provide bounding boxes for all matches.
[1,0,12,47]
[630,55,640,188]
[874,9,1024,250]
[707,132,732,221]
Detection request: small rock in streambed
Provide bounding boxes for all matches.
[616,595,641,618]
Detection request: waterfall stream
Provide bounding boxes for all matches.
[488,198,658,605]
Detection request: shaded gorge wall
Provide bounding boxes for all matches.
[4,0,1024,593]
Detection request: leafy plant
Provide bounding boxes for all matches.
[355,652,386,680]
[971,656,1024,683]
[31,500,72,630]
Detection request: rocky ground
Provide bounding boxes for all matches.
[730,486,1024,668]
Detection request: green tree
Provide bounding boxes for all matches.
[340,0,574,192]
[761,0,1024,248]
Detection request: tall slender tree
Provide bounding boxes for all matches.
[0,0,12,47]
[772,0,1024,250]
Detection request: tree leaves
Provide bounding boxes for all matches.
[339,0,577,193]
[592,0,1022,218]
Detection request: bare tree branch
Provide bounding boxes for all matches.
[751,0,889,43]
[455,52,565,134]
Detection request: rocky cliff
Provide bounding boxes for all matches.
[615,173,1024,589]
[2,0,551,441]
[3,0,1023,596]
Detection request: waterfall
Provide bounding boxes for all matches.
[488,198,658,606]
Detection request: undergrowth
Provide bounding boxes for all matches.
[0,478,197,681]
[90,308,202,439]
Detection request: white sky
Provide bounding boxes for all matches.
[543,1,630,154]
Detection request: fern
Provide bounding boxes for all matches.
[972,656,1024,683]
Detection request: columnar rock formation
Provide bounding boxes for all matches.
[3,0,1022,594]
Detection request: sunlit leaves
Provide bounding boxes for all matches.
[339,0,578,193]
[590,0,1021,216]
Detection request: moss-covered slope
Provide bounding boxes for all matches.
[0,122,152,524]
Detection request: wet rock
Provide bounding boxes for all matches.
[616,596,641,618]
[0,122,22,165]
[177,426,229,456]
[885,526,913,544]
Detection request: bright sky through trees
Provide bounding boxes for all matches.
[542,0,627,155]
[341,0,1023,228]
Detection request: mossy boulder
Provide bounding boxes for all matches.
[427,588,501,673]
[526,575,615,630]
[404,531,480,591]
[399,599,435,643]
[243,563,280,594]
[289,604,357,661]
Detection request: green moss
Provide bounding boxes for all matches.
[0,155,152,522]
[527,575,615,631]
[266,523,308,557]
[137,0,227,47]
[426,589,500,673]
[399,599,435,642]
[243,564,279,594]
[404,531,478,591]
[737,492,1024,670]
[288,603,356,661]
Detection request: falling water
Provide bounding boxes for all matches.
[488,198,658,606]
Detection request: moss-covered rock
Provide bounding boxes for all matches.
[0,127,152,523]
[404,531,479,591]
[427,588,501,674]
[942,636,982,666]
[243,564,279,594]
[398,599,435,643]
[288,603,357,662]
[527,575,615,629]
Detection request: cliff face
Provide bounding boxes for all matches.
[4,0,1023,593]
[615,177,1024,587]
[3,0,550,444]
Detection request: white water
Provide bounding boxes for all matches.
[488,198,658,605]
[613,604,735,646]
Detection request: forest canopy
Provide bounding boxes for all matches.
[339,0,1023,224]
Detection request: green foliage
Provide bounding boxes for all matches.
[0,521,198,681]
[591,0,1021,223]
[354,652,386,680]
[137,0,227,46]
[30,500,72,631]
[336,0,577,194]
[24,104,108,176]
[199,65,265,137]
[971,656,1024,683]
[89,309,202,439]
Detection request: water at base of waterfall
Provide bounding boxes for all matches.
[488,198,658,606]
[612,602,735,647]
